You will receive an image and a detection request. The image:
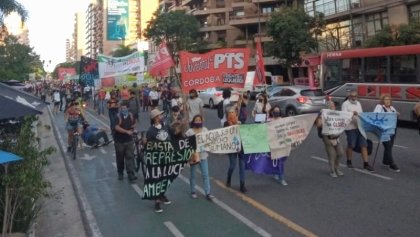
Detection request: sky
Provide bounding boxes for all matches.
[18,0,90,71]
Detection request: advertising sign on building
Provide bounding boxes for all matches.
[57,67,77,80]
[107,0,129,40]
[179,48,250,93]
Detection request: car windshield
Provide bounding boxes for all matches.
[301,89,324,97]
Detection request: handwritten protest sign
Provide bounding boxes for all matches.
[321,109,353,135]
[143,136,196,200]
[240,124,270,154]
[267,114,317,158]
[195,125,241,154]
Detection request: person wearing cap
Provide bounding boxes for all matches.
[81,122,111,148]
[114,102,137,183]
[146,108,171,213]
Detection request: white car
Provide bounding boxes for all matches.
[198,87,240,108]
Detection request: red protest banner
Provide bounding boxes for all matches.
[179,48,250,93]
[149,42,175,77]
[254,38,266,86]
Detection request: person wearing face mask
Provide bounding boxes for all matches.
[252,94,271,123]
[341,90,374,172]
[185,115,215,200]
[146,108,171,213]
[373,94,400,172]
[186,89,204,123]
[267,105,288,185]
[114,102,137,183]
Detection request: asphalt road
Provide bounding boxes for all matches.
[50,101,420,237]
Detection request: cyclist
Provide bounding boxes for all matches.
[65,100,85,152]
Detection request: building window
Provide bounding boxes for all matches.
[304,0,360,17]
[366,12,388,37]
[409,4,420,23]
[262,7,274,14]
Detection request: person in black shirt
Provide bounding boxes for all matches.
[114,102,137,182]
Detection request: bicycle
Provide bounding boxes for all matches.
[133,131,146,176]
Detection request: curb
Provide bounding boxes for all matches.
[46,107,103,237]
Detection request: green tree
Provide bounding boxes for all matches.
[143,9,201,57]
[266,8,324,82]
[111,44,137,57]
[0,0,27,26]
[0,36,44,81]
[364,22,420,48]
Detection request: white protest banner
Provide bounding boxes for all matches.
[195,125,241,154]
[321,109,354,136]
[98,51,145,78]
[267,114,318,158]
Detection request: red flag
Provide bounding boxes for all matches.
[254,38,266,86]
[149,42,175,77]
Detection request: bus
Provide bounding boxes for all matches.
[317,44,420,122]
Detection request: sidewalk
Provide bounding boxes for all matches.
[32,109,87,237]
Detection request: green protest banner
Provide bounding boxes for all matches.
[239,124,270,154]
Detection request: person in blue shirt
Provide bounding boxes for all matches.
[82,121,111,147]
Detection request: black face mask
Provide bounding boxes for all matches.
[272,111,281,117]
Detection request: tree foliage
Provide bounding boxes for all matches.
[0,117,54,235]
[364,22,420,48]
[143,9,201,56]
[266,8,324,81]
[0,36,44,81]
[111,44,137,57]
[0,0,27,26]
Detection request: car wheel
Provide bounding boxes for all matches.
[286,107,297,117]
[209,99,214,109]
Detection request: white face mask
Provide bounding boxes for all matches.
[154,124,162,129]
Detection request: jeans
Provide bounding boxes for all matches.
[382,133,396,165]
[86,130,109,146]
[98,99,105,115]
[114,140,135,179]
[109,109,118,136]
[228,153,245,183]
[190,159,211,195]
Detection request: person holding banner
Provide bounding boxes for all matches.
[224,107,247,193]
[146,108,171,213]
[341,90,374,172]
[373,94,400,172]
[186,115,215,200]
[268,105,288,185]
[252,94,271,123]
[316,101,345,178]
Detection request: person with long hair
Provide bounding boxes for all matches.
[186,114,214,200]
[252,94,271,123]
[268,105,288,185]
[374,94,400,172]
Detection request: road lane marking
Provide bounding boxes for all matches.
[178,175,271,237]
[131,184,144,197]
[211,178,318,237]
[371,140,408,149]
[99,148,106,154]
[164,221,185,237]
[310,156,392,181]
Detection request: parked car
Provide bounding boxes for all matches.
[249,84,267,100]
[198,87,240,108]
[267,85,328,117]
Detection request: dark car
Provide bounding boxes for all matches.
[267,85,328,117]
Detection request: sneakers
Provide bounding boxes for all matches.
[346,160,354,169]
[280,180,288,186]
[161,196,171,205]
[335,169,344,176]
[206,194,215,201]
[330,172,338,178]
[389,164,401,172]
[154,202,163,213]
[364,163,375,172]
[191,193,198,199]
[104,140,112,146]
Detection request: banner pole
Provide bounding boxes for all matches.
[372,141,380,167]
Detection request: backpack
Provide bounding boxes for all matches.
[217,100,224,119]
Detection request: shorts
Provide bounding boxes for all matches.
[66,122,79,131]
[345,129,367,149]
[54,101,60,106]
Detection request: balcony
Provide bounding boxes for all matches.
[181,0,192,6]
[193,7,231,15]
[234,39,253,45]
[199,23,234,32]
[232,0,252,7]
[252,0,278,3]
[229,14,268,26]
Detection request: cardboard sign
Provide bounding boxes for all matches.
[195,126,241,154]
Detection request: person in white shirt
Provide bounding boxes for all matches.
[252,94,271,123]
[52,89,61,114]
[341,90,374,172]
[186,89,204,123]
[149,87,160,109]
[373,94,400,172]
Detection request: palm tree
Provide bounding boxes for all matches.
[0,0,27,26]
[111,44,137,57]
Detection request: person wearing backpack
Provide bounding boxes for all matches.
[114,102,137,183]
